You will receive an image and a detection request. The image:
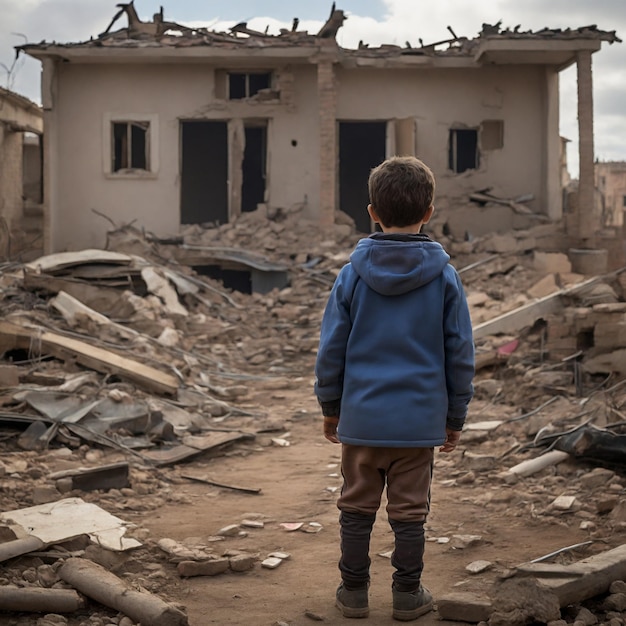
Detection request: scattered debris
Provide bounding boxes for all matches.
[59,557,188,626]
[0,498,141,552]
[3,205,626,624]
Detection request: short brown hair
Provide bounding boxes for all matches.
[368,156,435,228]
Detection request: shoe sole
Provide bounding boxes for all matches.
[336,599,369,618]
[392,599,433,621]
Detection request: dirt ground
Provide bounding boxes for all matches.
[115,378,625,626]
[3,359,626,626]
[3,218,626,626]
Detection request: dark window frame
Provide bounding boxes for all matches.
[228,72,272,100]
[449,128,479,174]
[112,121,150,172]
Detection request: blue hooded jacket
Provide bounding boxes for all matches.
[314,233,474,447]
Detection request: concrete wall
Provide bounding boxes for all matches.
[0,125,21,214]
[335,65,550,209]
[48,59,557,251]
[0,91,43,259]
[50,62,320,251]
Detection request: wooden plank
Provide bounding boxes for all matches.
[180,472,262,494]
[0,586,85,612]
[23,269,132,317]
[473,272,622,339]
[141,431,251,466]
[0,321,178,396]
[51,291,137,340]
[25,249,132,273]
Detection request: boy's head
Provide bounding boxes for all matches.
[367,156,435,228]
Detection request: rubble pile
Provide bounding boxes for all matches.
[1,210,626,624]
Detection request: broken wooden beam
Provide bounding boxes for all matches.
[473,270,625,339]
[0,586,86,613]
[49,462,130,492]
[438,543,626,622]
[58,558,188,626]
[180,473,262,495]
[0,321,178,396]
[516,543,626,607]
[0,536,45,563]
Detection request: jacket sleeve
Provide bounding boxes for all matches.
[314,266,356,413]
[442,266,475,430]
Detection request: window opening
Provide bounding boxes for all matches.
[112,121,149,171]
[449,128,479,174]
[228,72,271,99]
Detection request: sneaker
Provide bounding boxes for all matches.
[336,583,369,618]
[392,585,433,621]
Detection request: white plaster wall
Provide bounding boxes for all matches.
[51,60,555,250]
[52,62,320,251]
[266,65,320,216]
[335,65,550,209]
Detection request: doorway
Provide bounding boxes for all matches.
[180,120,228,225]
[339,121,387,233]
[242,124,267,213]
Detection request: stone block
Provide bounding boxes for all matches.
[594,323,626,348]
[229,554,256,572]
[0,365,20,387]
[546,316,574,339]
[544,336,578,358]
[533,251,571,274]
[579,467,615,490]
[467,291,490,308]
[584,349,626,376]
[177,558,230,577]
[437,592,491,622]
[482,233,517,253]
[527,274,558,299]
[462,452,496,472]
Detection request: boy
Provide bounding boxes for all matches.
[314,156,474,621]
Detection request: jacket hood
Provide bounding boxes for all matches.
[349,233,450,296]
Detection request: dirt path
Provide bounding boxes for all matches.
[130,383,612,626]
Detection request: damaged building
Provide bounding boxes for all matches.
[3,7,626,623]
[17,3,619,258]
[0,87,44,261]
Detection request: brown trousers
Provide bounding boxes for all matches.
[337,445,433,522]
[336,445,433,589]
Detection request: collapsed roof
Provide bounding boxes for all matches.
[18,2,621,69]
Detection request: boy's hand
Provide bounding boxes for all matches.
[323,416,340,443]
[439,428,461,453]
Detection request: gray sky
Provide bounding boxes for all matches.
[1,0,624,176]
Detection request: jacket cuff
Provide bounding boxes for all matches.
[319,398,341,417]
[446,417,465,431]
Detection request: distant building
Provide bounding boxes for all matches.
[18,5,619,252]
[596,161,626,229]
